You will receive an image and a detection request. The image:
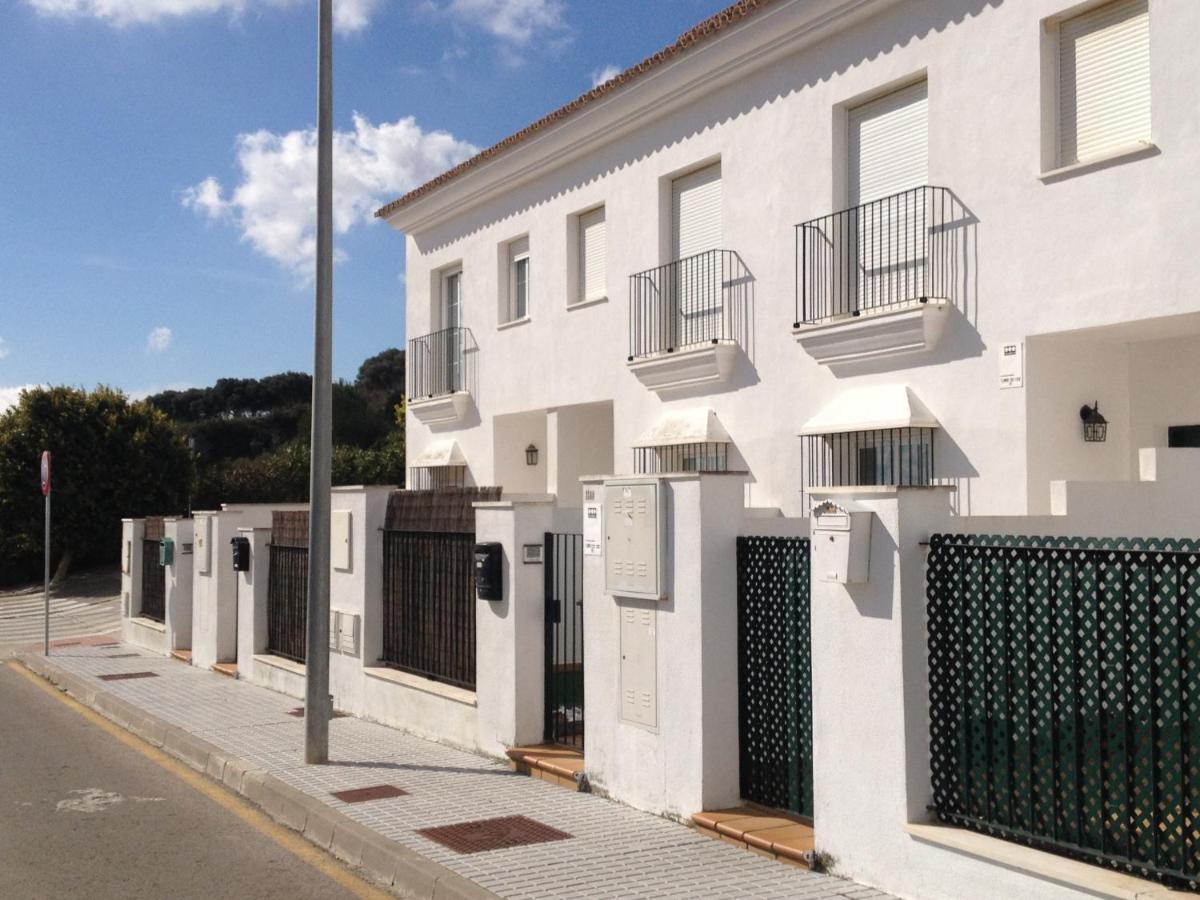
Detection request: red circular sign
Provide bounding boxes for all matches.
[40,451,51,496]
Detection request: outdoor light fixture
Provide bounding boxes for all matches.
[1080,402,1108,443]
[525,444,539,466]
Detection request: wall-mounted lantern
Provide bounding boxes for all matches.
[525,444,539,466]
[1080,402,1108,443]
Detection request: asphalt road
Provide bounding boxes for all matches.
[0,663,382,900]
[0,568,121,658]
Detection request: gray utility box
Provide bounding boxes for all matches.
[603,479,667,601]
[811,500,872,584]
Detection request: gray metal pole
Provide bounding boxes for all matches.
[304,0,333,765]
[43,491,50,656]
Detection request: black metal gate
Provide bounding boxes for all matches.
[267,545,308,662]
[381,530,476,690]
[140,538,166,623]
[544,532,584,748]
[737,535,813,819]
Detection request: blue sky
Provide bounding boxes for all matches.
[0,0,728,407]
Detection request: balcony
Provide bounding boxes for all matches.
[627,249,749,393]
[406,327,476,426]
[793,186,955,366]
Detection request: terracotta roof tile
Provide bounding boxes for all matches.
[374,0,781,220]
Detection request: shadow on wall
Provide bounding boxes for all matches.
[935,428,980,516]
[409,0,1004,255]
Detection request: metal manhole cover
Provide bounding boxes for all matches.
[98,671,159,681]
[331,784,408,803]
[417,815,572,854]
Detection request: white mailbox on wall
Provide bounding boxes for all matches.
[811,500,872,584]
[604,479,666,601]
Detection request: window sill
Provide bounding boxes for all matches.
[905,823,1177,900]
[363,666,477,706]
[1038,141,1158,183]
[497,316,531,331]
[567,295,608,311]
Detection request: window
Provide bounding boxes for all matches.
[1057,0,1150,166]
[803,428,935,488]
[575,206,606,304]
[504,237,530,323]
[634,442,729,474]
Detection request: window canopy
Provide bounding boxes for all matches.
[799,385,940,436]
[633,408,731,448]
[410,439,466,469]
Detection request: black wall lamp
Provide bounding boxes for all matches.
[525,444,539,466]
[1080,402,1108,443]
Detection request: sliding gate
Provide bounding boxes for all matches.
[544,532,584,747]
[737,535,813,819]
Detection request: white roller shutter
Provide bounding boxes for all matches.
[848,80,928,206]
[671,163,722,260]
[578,206,606,302]
[1058,0,1150,165]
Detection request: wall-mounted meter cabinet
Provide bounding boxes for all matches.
[158,537,175,567]
[811,500,872,584]
[604,479,667,601]
[230,536,250,572]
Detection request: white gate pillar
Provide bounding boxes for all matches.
[164,518,194,652]
[474,497,555,756]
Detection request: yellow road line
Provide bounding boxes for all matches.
[6,661,392,900]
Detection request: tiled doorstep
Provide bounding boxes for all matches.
[19,643,890,900]
[693,806,815,868]
[506,745,585,792]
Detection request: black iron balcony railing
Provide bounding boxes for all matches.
[629,249,749,360]
[408,326,476,400]
[794,185,954,325]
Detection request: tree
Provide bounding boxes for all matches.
[355,348,406,413]
[0,386,191,586]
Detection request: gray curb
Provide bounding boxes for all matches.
[18,653,499,900]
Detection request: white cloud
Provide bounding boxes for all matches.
[0,337,9,360]
[22,0,380,34]
[591,64,621,88]
[183,113,477,278]
[0,385,41,413]
[146,326,173,353]
[443,0,565,45]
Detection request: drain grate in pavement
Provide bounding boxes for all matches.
[98,671,159,681]
[417,815,572,854]
[331,784,408,803]
[105,653,142,659]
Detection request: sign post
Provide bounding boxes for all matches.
[41,451,51,656]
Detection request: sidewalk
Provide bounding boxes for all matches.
[20,643,890,900]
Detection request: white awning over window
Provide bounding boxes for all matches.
[410,439,466,468]
[799,385,940,436]
[633,408,731,448]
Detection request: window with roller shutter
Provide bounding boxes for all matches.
[576,206,606,305]
[1057,0,1151,167]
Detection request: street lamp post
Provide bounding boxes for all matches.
[304,0,334,765]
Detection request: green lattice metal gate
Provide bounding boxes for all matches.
[737,536,813,819]
[927,534,1200,889]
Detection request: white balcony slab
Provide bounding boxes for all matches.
[793,298,950,366]
[627,342,738,393]
[407,391,473,426]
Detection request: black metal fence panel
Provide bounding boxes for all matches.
[140,538,166,623]
[267,544,308,663]
[928,534,1200,889]
[629,249,750,359]
[737,536,813,819]
[795,185,960,324]
[381,530,476,690]
[544,533,584,748]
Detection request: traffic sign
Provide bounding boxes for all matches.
[40,451,51,496]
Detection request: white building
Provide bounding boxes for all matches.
[114,3,1200,899]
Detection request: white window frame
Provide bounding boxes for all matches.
[501,237,530,325]
[440,268,463,331]
[573,205,607,307]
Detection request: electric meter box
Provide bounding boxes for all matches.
[811,500,872,584]
[158,537,175,567]
[604,479,667,601]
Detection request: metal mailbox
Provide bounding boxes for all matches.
[474,542,502,601]
[811,500,872,584]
